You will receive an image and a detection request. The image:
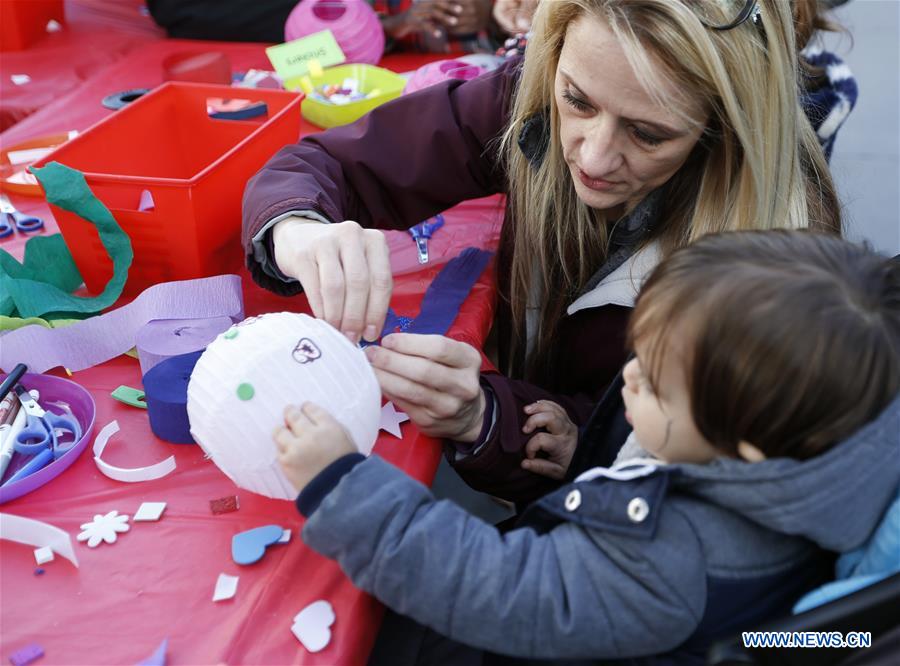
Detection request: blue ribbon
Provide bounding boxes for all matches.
[361,247,493,347]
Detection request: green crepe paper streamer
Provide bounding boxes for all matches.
[0,234,82,290]
[0,234,83,316]
[0,316,81,332]
[0,162,133,318]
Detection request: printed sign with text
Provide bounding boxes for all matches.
[265,30,346,80]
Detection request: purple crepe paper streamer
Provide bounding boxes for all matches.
[9,643,44,666]
[137,638,167,666]
[142,351,202,445]
[404,248,493,336]
[0,275,243,373]
[136,317,232,375]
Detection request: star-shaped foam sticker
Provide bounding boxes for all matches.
[379,401,410,439]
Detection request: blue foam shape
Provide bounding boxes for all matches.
[231,525,285,565]
[137,638,168,666]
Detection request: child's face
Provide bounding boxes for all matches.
[620,344,719,464]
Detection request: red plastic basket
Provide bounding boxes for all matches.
[34,82,303,295]
[0,0,64,52]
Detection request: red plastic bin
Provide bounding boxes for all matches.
[34,82,303,295]
[0,0,64,52]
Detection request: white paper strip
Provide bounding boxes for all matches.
[0,513,79,567]
[93,421,176,483]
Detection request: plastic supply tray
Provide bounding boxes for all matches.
[290,64,406,129]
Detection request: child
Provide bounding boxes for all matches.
[273,230,900,664]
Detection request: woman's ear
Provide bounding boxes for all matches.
[737,441,766,463]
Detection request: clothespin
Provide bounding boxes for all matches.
[408,214,445,265]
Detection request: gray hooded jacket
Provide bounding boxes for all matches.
[299,393,900,663]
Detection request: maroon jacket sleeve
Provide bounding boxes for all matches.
[241,58,521,294]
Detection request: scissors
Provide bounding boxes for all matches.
[408,214,445,264]
[3,385,82,485]
[0,194,44,238]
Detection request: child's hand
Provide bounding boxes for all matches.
[520,400,578,480]
[274,403,357,494]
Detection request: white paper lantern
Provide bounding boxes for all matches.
[187,312,381,500]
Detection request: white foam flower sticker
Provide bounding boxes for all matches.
[77,510,130,547]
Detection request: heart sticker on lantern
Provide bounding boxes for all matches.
[292,338,322,364]
[291,600,336,653]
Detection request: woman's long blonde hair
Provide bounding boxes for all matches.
[498,0,841,383]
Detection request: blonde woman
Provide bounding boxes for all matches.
[242,0,842,502]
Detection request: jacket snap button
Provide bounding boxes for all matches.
[564,489,582,512]
[627,497,649,523]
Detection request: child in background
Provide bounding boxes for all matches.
[377,0,498,53]
[274,230,900,664]
[147,0,499,53]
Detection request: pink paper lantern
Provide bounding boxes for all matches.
[285,0,384,66]
[403,59,483,95]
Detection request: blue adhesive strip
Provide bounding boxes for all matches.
[405,247,493,336]
[142,351,202,444]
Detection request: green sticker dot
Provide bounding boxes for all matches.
[224,329,239,339]
[236,383,255,400]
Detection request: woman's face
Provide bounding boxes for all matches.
[555,15,708,215]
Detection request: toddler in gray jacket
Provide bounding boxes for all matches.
[273,230,899,665]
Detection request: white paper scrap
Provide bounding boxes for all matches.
[93,420,177,483]
[291,600,335,653]
[34,546,55,565]
[0,513,79,567]
[11,75,31,86]
[7,147,55,166]
[134,502,167,522]
[278,529,291,543]
[213,573,239,602]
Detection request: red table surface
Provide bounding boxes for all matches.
[0,39,500,665]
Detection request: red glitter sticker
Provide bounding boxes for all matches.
[210,496,239,514]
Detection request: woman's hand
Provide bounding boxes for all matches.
[364,333,485,442]
[520,400,578,480]
[493,0,539,34]
[274,403,357,493]
[272,217,392,343]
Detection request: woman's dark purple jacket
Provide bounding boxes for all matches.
[243,59,658,503]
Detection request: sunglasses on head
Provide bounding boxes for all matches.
[691,0,761,31]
